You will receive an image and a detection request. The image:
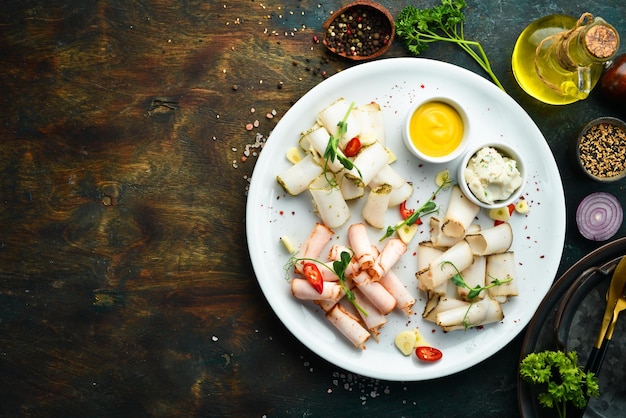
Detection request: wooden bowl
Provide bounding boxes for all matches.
[322,1,395,61]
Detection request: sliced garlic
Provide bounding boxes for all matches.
[397,223,419,244]
[515,200,529,214]
[394,330,417,356]
[435,169,451,187]
[488,206,512,222]
[394,328,430,356]
[280,235,296,253]
[286,147,302,164]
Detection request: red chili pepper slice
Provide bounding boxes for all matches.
[302,262,324,294]
[343,137,361,157]
[399,200,415,220]
[507,203,516,215]
[415,346,443,362]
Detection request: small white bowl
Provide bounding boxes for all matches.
[403,97,470,164]
[457,142,526,210]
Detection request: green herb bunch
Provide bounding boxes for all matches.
[396,0,505,91]
[519,350,599,418]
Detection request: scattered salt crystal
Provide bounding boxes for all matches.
[212,335,218,341]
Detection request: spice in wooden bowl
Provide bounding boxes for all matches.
[576,117,626,182]
[322,1,394,61]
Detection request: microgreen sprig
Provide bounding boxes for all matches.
[440,260,513,329]
[285,251,367,316]
[380,172,452,241]
[442,261,512,300]
[323,102,362,184]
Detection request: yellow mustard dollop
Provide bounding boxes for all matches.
[409,101,464,157]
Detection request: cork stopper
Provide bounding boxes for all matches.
[584,24,619,59]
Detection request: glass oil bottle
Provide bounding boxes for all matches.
[512,13,619,105]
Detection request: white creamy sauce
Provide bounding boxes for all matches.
[464,147,522,204]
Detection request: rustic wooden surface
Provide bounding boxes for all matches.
[1,1,625,417]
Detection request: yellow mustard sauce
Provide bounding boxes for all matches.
[409,102,463,157]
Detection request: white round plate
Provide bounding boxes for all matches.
[246,57,565,381]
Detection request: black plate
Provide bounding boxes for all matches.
[518,237,626,417]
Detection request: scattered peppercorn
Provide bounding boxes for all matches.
[578,122,626,179]
[324,6,392,58]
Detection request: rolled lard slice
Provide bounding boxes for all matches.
[369,165,413,207]
[369,238,407,280]
[351,270,371,286]
[457,255,487,301]
[309,174,350,228]
[437,297,504,331]
[369,164,406,189]
[465,222,513,255]
[352,102,385,146]
[417,241,444,269]
[277,154,324,196]
[379,270,416,316]
[295,223,334,274]
[315,261,340,282]
[314,299,336,313]
[317,98,361,147]
[432,273,462,298]
[441,185,480,238]
[423,295,470,323]
[344,141,389,188]
[388,182,414,207]
[352,288,387,339]
[298,122,321,150]
[356,280,396,315]
[291,278,344,302]
[327,245,359,278]
[430,217,481,248]
[302,125,344,173]
[348,223,376,271]
[338,171,365,200]
[326,304,370,349]
[314,276,356,312]
[362,184,392,229]
[486,251,519,302]
[418,240,474,290]
[416,242,444,291]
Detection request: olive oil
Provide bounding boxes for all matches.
[512,14,619,105]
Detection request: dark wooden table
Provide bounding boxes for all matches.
[1,1,625,417]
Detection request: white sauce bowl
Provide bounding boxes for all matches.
[457,142,526,209]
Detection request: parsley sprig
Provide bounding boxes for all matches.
[396,0,505,91]
[323,102,362,184]
[380,172,451,241]
[520,350,599,418]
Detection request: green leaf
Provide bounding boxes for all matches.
[396,0,505,91]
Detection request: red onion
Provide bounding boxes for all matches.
[576,192,623,241]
